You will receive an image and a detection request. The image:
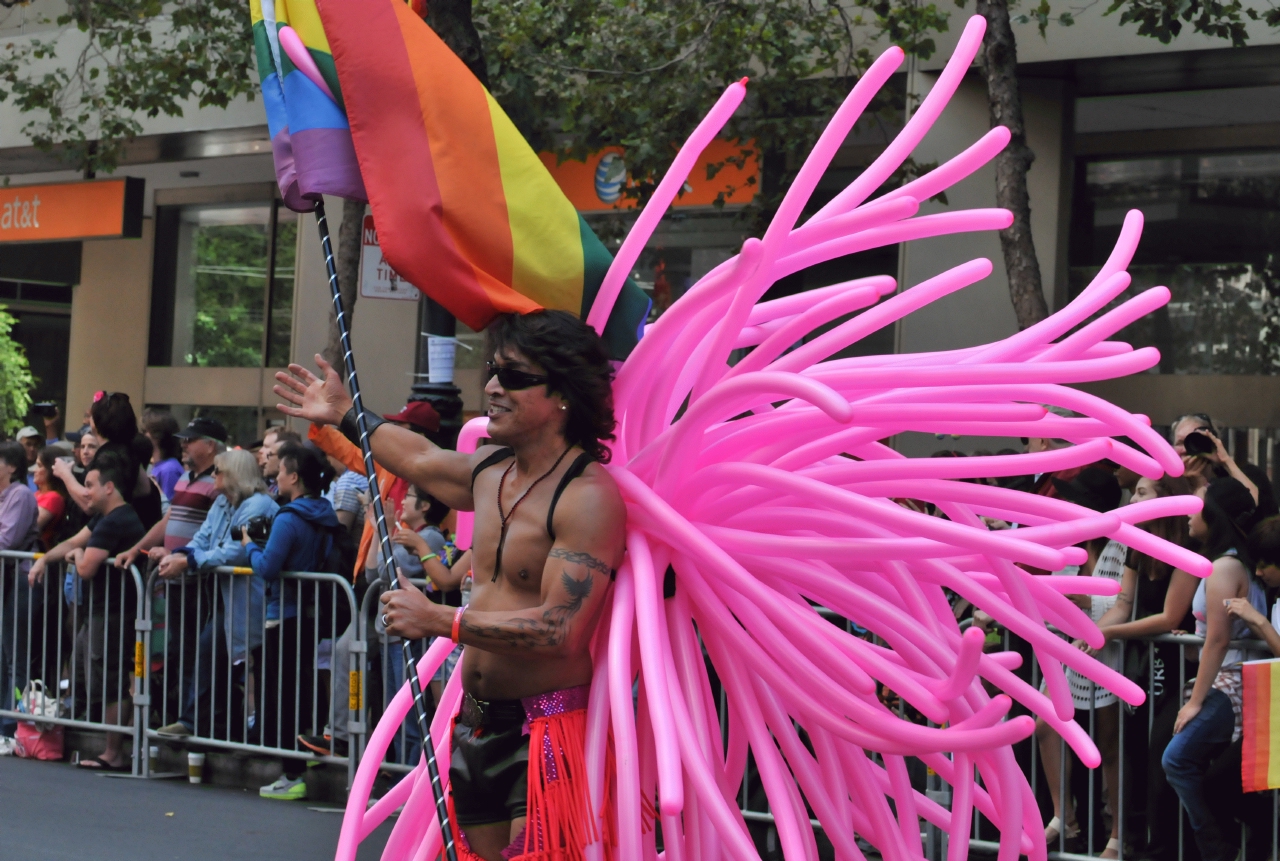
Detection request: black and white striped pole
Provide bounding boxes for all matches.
[315,201,458,861]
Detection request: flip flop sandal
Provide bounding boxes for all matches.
[77,755,129,772]
[1101,837,1122,859]
[1044,816,1081,844]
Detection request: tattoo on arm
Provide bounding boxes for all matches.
[461,551,607,649]
[549,548,613,577]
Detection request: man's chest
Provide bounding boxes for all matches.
[470,483,557,591]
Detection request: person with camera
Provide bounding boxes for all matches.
[27,450,145,770]
[1172,413,1272,511]
[242,441,341,801]
[153,449,279,740]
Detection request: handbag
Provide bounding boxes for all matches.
[14,680,65,761]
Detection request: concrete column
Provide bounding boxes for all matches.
[66,219,154,420]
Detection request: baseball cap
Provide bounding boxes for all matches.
[14,426,39,441]
[174,416,229,443]
[383,401,441,433]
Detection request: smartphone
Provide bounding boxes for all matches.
[32,402,58,419]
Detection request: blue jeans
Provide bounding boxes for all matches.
[1162,686,1235,861]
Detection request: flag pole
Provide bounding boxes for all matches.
[315,201,458,861]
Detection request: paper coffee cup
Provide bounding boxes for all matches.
[187,751,205,784]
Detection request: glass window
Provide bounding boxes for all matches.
[1069,150,1280,375]
[150,200,295,368]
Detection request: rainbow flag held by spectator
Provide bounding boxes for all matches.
[249,0,365,210]
[1242,658,1280,791]
[314,0,651,359]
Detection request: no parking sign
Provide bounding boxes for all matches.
[359,214,417,300]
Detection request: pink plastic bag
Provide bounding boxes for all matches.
[15,720,63,761]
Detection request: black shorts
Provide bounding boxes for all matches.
[450,694,529,826]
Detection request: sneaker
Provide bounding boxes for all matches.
[0,736,16,756]
[260,774,308,801]
[299,733,348,758]
[297,734,331,756]
[155,722,192,739]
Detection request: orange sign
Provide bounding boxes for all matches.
[540,139,758,212]
[0,177,144,243]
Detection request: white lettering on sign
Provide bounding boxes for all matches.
[0,194,41,231]
[359,214,417,301]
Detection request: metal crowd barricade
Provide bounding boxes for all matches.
[721,614,1280,861]
[0,549,147,775]
[357,576,445,774]
[139,565,362,786]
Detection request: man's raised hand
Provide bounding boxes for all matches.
[274,354,353,427]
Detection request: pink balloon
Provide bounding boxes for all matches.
[339,12,1194,860]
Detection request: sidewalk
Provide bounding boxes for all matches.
[0,756,393,860]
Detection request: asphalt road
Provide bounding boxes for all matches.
[0,756,395,860]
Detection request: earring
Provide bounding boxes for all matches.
[560,405,567,410]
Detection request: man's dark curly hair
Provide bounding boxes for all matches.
[485,310,616,463]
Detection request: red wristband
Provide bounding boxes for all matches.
[452,604,468,644]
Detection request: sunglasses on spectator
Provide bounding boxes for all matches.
[486,361,549,391]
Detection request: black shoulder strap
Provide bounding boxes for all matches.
[546,453,594,542]
[470,447,515,489]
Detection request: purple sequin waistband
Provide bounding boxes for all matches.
[521,684,591,721]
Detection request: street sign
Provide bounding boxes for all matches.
[359,214,417,300]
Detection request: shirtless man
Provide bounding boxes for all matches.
[275,310,626,861]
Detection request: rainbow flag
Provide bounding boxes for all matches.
[1242,659,1280,792]
[249,0,365,210]
[314,0,651,359]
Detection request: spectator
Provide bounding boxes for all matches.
[259,428,302,499]
[56,393,163,530]
[27,450,145,770]
[1034,467,1123,853]
[1171,416,1275,518]
[1162,476,1267,861]
[119,416,227,566]
[243,441,339,801]
[142,409,184,500]
[1081,475,1198,858]
[326,456,365,538]
[116,417,226,720]
[15,426,41,490]
[312,484,457,761]
[1190,516,1280,861]
[0,440,39,744]
[32,447,69,550]
[52,431,97,543]
[307,399,440,586]
[153,449,279,740]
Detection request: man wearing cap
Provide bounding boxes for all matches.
[118,416,228,568]
[15,426,41,490]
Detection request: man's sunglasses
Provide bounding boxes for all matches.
[486,361,550,391]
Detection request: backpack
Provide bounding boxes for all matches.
[321,522,359,579]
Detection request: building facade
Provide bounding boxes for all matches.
[3,3,1280,450]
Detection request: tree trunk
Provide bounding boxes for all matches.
[974,0,1048,330]
[322,196,366,370]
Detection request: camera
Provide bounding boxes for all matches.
[230,515,273,545]
[31,402,58,419]
[1182,431,1216,456]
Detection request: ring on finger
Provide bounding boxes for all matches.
[381,613,389,627]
